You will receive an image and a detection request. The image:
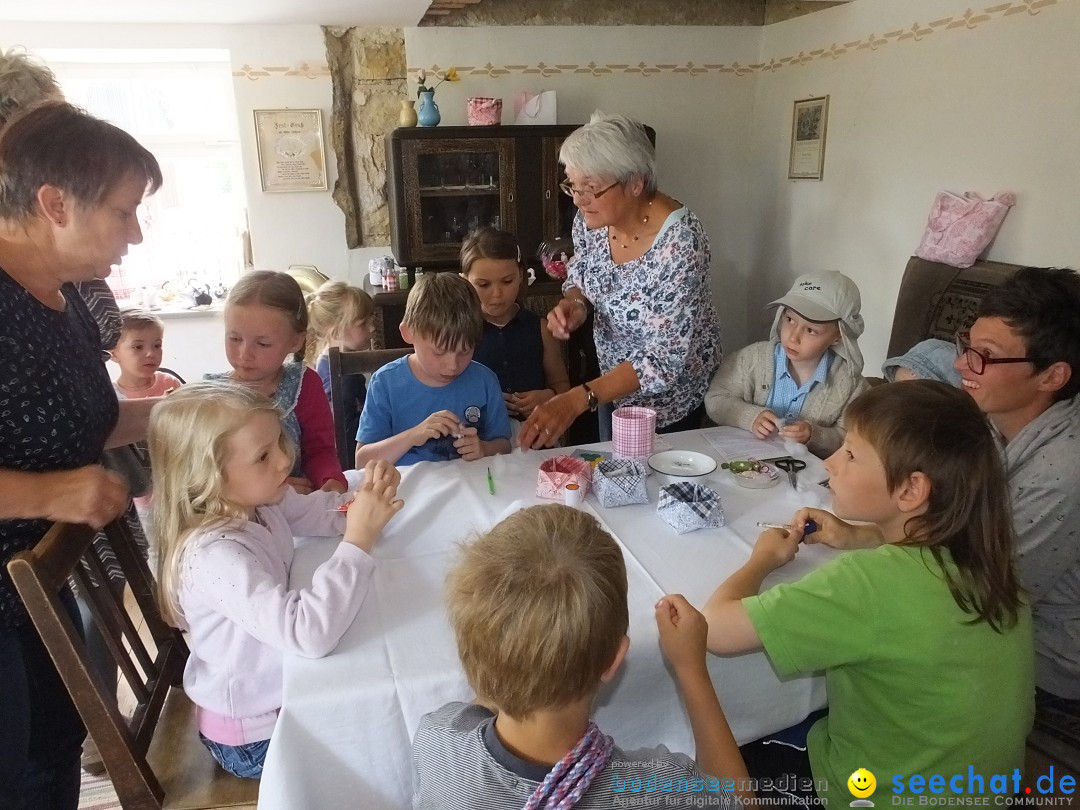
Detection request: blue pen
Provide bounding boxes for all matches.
[756,519,818,536]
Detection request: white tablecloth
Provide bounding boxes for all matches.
[258,429,834,810]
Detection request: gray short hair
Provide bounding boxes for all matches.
[0,48,62,130]
[559,111,656,195]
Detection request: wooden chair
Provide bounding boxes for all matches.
[6,518,259,810]
[328,346,413,470]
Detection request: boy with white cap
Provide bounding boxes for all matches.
[705,270,868,458]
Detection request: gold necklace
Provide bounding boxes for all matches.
[609,199,653,250]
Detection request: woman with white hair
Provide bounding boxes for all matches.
[520,112,721,447]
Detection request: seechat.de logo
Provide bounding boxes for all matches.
[850,768,878,807]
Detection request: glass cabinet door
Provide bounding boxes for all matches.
[542,135,577,242]
[401,138,516,264]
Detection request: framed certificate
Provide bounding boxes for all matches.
[788,95,829,181]
[253,109,328,192]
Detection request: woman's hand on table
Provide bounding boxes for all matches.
[47,466,129,529]
[344,460,404,553]
[518,388,586,449]
[655,593,709,672]
[792,507,883,549]
[546,298,587,340]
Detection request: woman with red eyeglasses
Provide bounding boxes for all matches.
[520,112,721,448]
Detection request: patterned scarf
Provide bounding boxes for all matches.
[522,722,613,810]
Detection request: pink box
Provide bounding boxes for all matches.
[536,456,592,500]
[612,406,656,460]
[467,97,502,126]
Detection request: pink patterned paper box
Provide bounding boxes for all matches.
[536,456,592,500]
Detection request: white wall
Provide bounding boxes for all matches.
[405,25,762,345]
[0,22,390,285]
[751,0,1080,370]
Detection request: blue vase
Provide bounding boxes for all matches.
[417,91,441,127]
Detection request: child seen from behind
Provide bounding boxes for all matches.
[150,382,403,778]
[705,270,868,457]
[356,272,511,466]
[413,504,752,809]
[306,280,375,464]
[460,227,569,420]
[208,270,347,492]
[703,381,1033,806]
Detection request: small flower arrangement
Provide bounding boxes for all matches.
[416,67,460,97]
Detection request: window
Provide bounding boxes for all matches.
[44,49,247,304]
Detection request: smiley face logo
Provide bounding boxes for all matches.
[848,768,877,799]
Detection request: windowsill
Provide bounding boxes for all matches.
[117,300,226,319]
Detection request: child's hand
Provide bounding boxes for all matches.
[749,527,801,570]
[751,410,782,439]
[287,476,315,495]
[778,420,812,444]
[320,478,348,494]
[507,388,555,419]
[792,507,883,549]
[454,426,482,461]
[409,410,462,448]
[343,460,404,553]
[655,594,708,672]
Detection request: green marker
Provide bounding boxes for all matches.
[487,466,496,496]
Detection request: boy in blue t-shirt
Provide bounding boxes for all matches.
[355,273,511,467]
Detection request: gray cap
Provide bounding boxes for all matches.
[882,339,963,387]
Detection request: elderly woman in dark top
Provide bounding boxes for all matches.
[0,102,162,810]
[519,112,721,448]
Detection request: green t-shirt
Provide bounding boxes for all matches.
[744,544,1033,807]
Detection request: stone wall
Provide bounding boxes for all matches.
[324,26,406,249]
[420,0,847,27]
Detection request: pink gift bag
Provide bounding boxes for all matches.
[915,190,1016,268]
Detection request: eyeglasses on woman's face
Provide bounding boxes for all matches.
[954,331,1041,375]
[558,180,620,203]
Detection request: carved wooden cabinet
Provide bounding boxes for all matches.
[385,125,579,268]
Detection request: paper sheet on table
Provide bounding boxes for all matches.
[700,426,789,462]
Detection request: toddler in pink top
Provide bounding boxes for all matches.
[110,308,183,399]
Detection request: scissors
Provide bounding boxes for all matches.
[773,457,806,490]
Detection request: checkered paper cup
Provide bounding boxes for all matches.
[612,406,656,460]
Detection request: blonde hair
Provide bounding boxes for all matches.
[304,280,374,366]
[446,504,628,719]
[402,272,483,350]
[149,381,294,626]
[226,270,308,363]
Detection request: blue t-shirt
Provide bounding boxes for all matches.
[357,356,511,466]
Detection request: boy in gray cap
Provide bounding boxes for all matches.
[882,338,963,386]
[705,270,868,458]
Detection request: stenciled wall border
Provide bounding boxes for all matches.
[409,0,1062,81]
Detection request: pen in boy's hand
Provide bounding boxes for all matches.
[757,519,818,535]
[487,467,496,496]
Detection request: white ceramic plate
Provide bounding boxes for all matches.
[647,450,717,484]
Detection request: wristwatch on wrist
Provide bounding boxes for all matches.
[582,382,598,413]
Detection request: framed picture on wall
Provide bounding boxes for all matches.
[253,109,328,192]
[788,95,829,180]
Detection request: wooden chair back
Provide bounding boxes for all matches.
[328,346,413,469]
[6,518,258,809]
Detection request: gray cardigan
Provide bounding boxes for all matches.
[703,340,869,458]
[1004,394,1080,698]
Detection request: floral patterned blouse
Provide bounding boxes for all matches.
[563,208,722,427]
